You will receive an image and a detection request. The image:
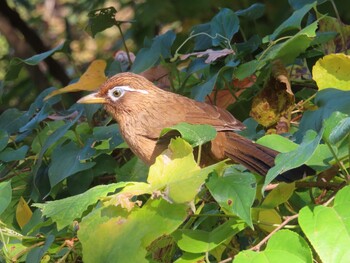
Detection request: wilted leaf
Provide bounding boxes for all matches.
[45,60,107,100]
[316,12,350,54]
[16,197,33,228]
[250,61,294,133]
[313,54,350,91]
[87,7,117,37]
[179,48,235,63]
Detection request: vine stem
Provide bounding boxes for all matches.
[171,32,232,62]
[325,140,349,178]
[116,22,133,67]
[329,0,346,52]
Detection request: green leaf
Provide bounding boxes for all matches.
[234,230,312,263]
[131,31,176,73]
[263,20,318,64]
[257,135,331,171]
[289,0,319,10]
[160,123,217,148]
[33,182,127,230]
[173,218,245,253]
[257,134,298,152]
[148,137,223,203]
[268,3,315,41]
[323,111,349,143]
[206,168,256,227]
[211,8,239,46]
[0,130,9,151]
[191,72,219,101]
[0,146,29,162]
[5,42,68,81]
[297,89,350,140]
[93,124,124,149]
[87,7,117,37]
[25,234,55,263]
[234,60,259,80]
[48,141,96,188]
[262,183,295,208]
[78,199,187,263]
[252,208,282,232]
[299,186,350,262]
[0,181,12,215]
[236,3,265,20]
[329,117,350,144]
[32,111,82,184]
[192,23,212,50]
[263,130,322,191]
[174,253,204,263]
[0,108,30,135]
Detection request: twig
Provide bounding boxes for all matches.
[250,214,299,251]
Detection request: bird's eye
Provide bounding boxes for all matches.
[112,89,123,98]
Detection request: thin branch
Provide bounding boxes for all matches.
[250,214,299,251]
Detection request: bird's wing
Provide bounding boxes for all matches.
[142,95,245,140]
[185,100,245,131]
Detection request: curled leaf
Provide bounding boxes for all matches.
[45,60,107,100]
[250,61,294,133]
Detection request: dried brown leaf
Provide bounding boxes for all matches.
[180,48,235,63]
[250,61,295,133]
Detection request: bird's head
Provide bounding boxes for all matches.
[78,72,160,119]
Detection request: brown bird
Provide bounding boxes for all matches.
[78,72,313,181]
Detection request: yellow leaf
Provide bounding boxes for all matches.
[252,207,282,233]
[313,53,350,91]
[16,196,33,228]
[45,59,107,100]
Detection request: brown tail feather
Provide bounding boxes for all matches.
[223,133,314,182]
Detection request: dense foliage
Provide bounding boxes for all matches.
[1,0,350,262]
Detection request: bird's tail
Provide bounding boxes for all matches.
[223,133,314,182]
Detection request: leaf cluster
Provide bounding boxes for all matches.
[1,1,350,262]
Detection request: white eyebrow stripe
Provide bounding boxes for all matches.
[113,85,149,94]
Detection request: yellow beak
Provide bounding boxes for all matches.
[77,93,106,104]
